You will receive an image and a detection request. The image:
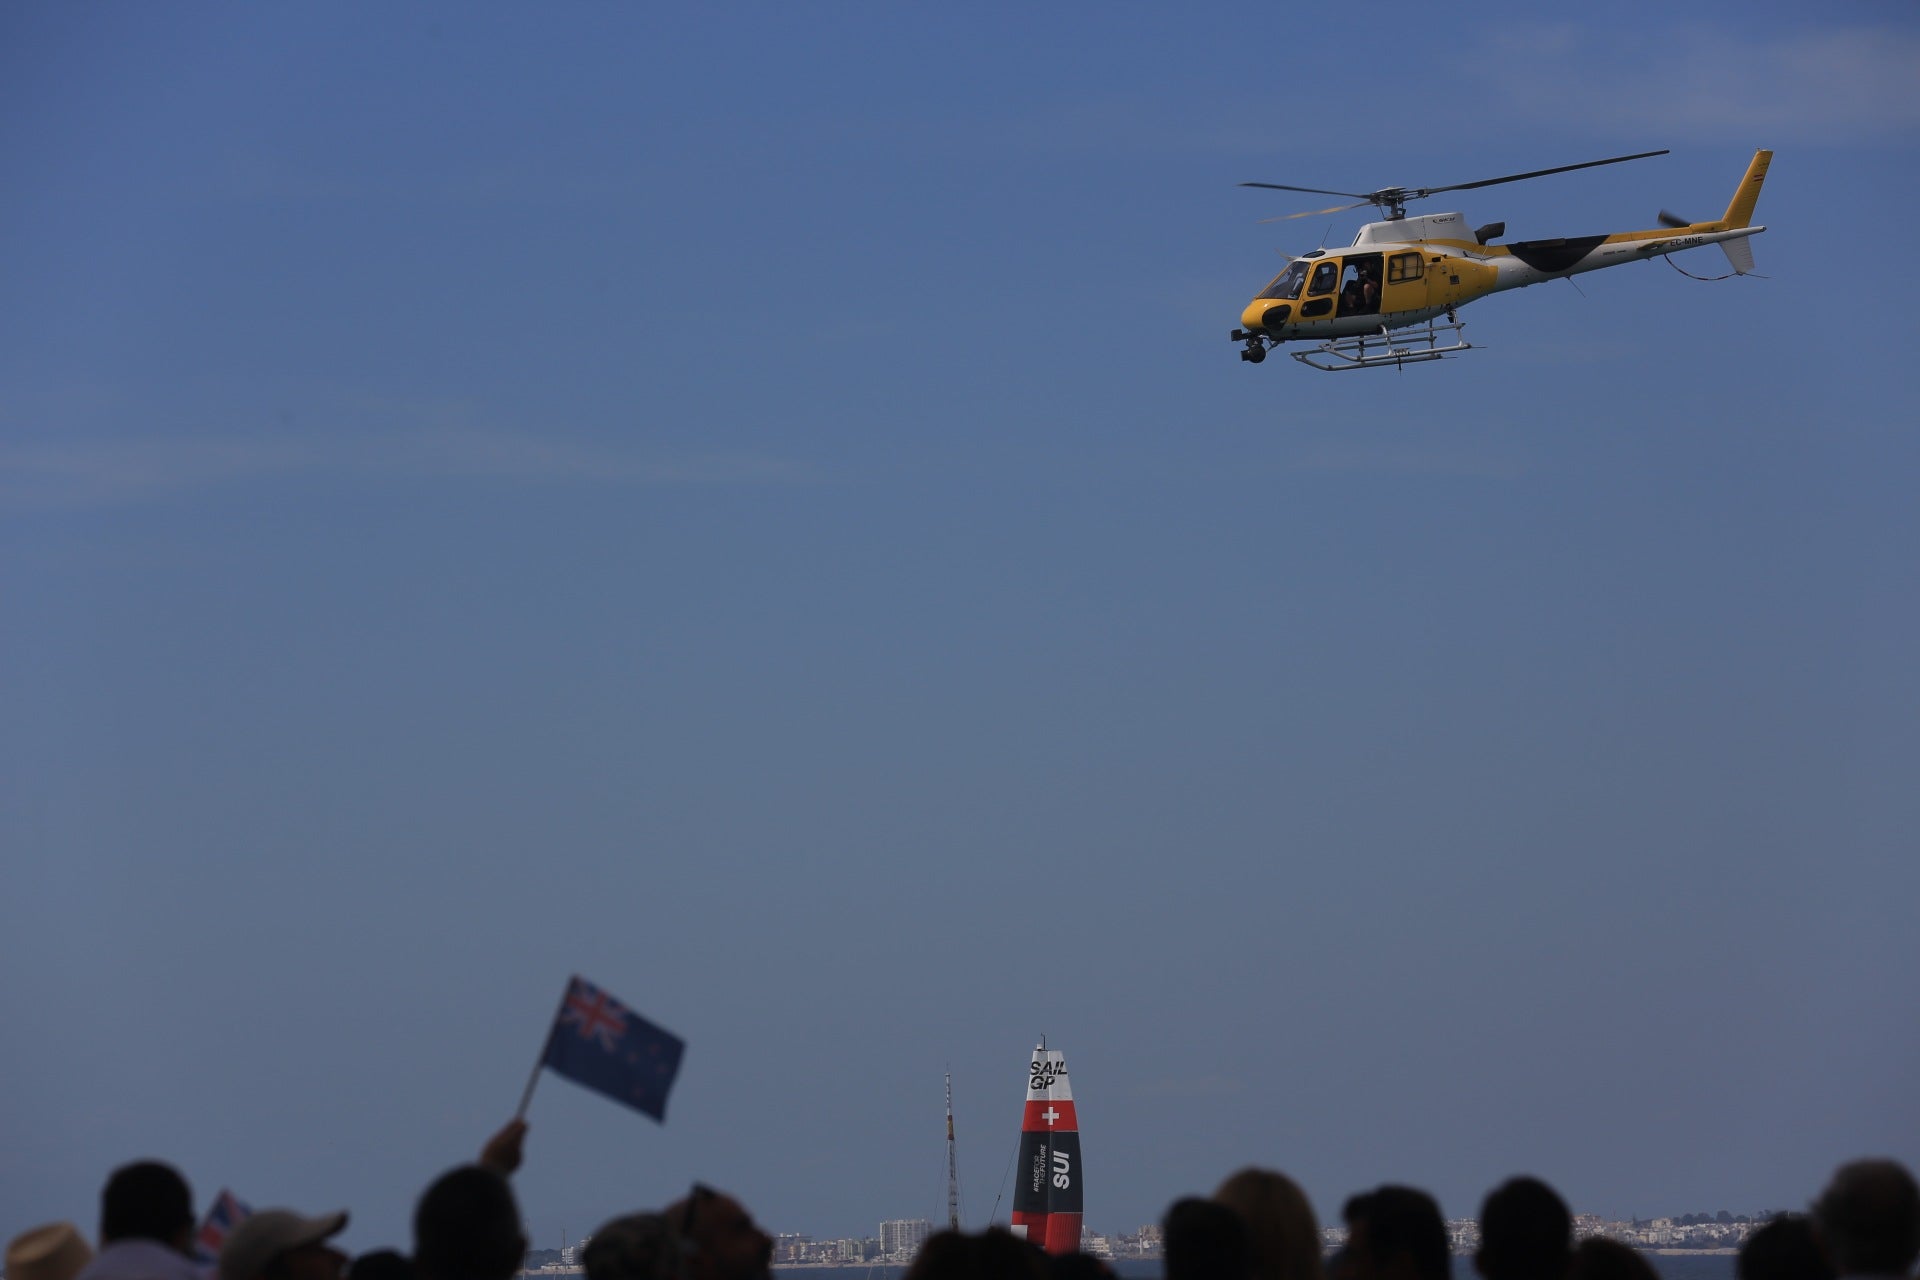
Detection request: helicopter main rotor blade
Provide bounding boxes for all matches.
[1417,149,1670,199]
[1239,181,1376,200]
[1658,209,1691,228]
[1258,200,1375,224]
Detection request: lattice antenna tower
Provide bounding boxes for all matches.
[946,1071,961,1231]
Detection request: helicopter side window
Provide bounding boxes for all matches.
[1307,262,1338,295]
[1387,251,1424,283]
[1258,261,1308,300]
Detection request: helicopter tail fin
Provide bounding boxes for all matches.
[1721,150,1772,229]
[1720,235,1758,276]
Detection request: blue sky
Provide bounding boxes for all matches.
[4,0,1918,1255]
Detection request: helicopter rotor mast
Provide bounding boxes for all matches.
[1242,149,1670,222]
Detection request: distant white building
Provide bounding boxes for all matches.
[880,1220,931,1260]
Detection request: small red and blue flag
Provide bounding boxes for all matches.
[194,1189,253,1267]
[538,975,685,1122]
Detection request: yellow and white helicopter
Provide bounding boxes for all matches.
[1232,148,1771,370]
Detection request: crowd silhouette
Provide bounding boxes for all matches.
[8,1128,1915,1280]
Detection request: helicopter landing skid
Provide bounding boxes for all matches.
[1291,317,1472,372]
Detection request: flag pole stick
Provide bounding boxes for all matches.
[514,1053,544,1121]
[516,977,572,1121]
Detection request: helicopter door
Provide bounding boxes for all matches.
[1336,253,1384,317]
[1299,259,1339,319]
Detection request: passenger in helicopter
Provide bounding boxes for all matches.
[1336,260,1383,317]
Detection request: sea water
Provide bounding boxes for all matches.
[774,1258,1735,1280]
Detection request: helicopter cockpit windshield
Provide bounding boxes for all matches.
[1257,260,1308,300]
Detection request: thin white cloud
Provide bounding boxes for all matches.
[221,148,649,210]
[1477,23,1920,142]
[1286,443,1529,480]
[379,426,818,485]
[0,426,820,510]
[0,436,321,508]
[1019,21,1920,162]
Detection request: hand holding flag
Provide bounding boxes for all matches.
[479,1118,528,1175]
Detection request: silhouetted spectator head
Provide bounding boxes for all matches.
[663,1186,771,1280]
[1738,1215,1832,1280]
[1046,1251,1113,1280]
[6,1224,94,1280]
[903,1229,1047,1280]
[905,1231,973,1280]
[1165,1197,1252,1280]
[584,1214,684,1280]
[413,1166,526,1280]
[1214,1167,1323,1280]
[346,1251,413,1280]
[1340,1186,1448,1280]
[978,1229,1048,1280]
[100,1161,195,1252]
[1565,1239,1657,1280]
[1813,1161,1920,1277]
[1475,1177,1571,1280]
[220,1209,349,1280]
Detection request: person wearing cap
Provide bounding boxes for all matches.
[7,1223,95,1280]
[662,1188,773,1280]
[583,1214,684,1280]
[74,1162,200,1280]
[218,1210,349,1280]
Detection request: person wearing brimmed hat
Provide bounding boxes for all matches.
[217,1211,349,1280]
[75,1162,200,1280]
[582,1214,684,1280]
[6,1223,95,1280]
[664,1188,772,1280]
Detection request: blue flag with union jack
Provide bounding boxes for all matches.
[540,975,686,1122]
[194,1189,253,1269]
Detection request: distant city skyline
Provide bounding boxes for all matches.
[520,1199,1794,1262]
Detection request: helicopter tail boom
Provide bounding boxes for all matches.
[1622,150,1769,273]
[1584,151,1771,276]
